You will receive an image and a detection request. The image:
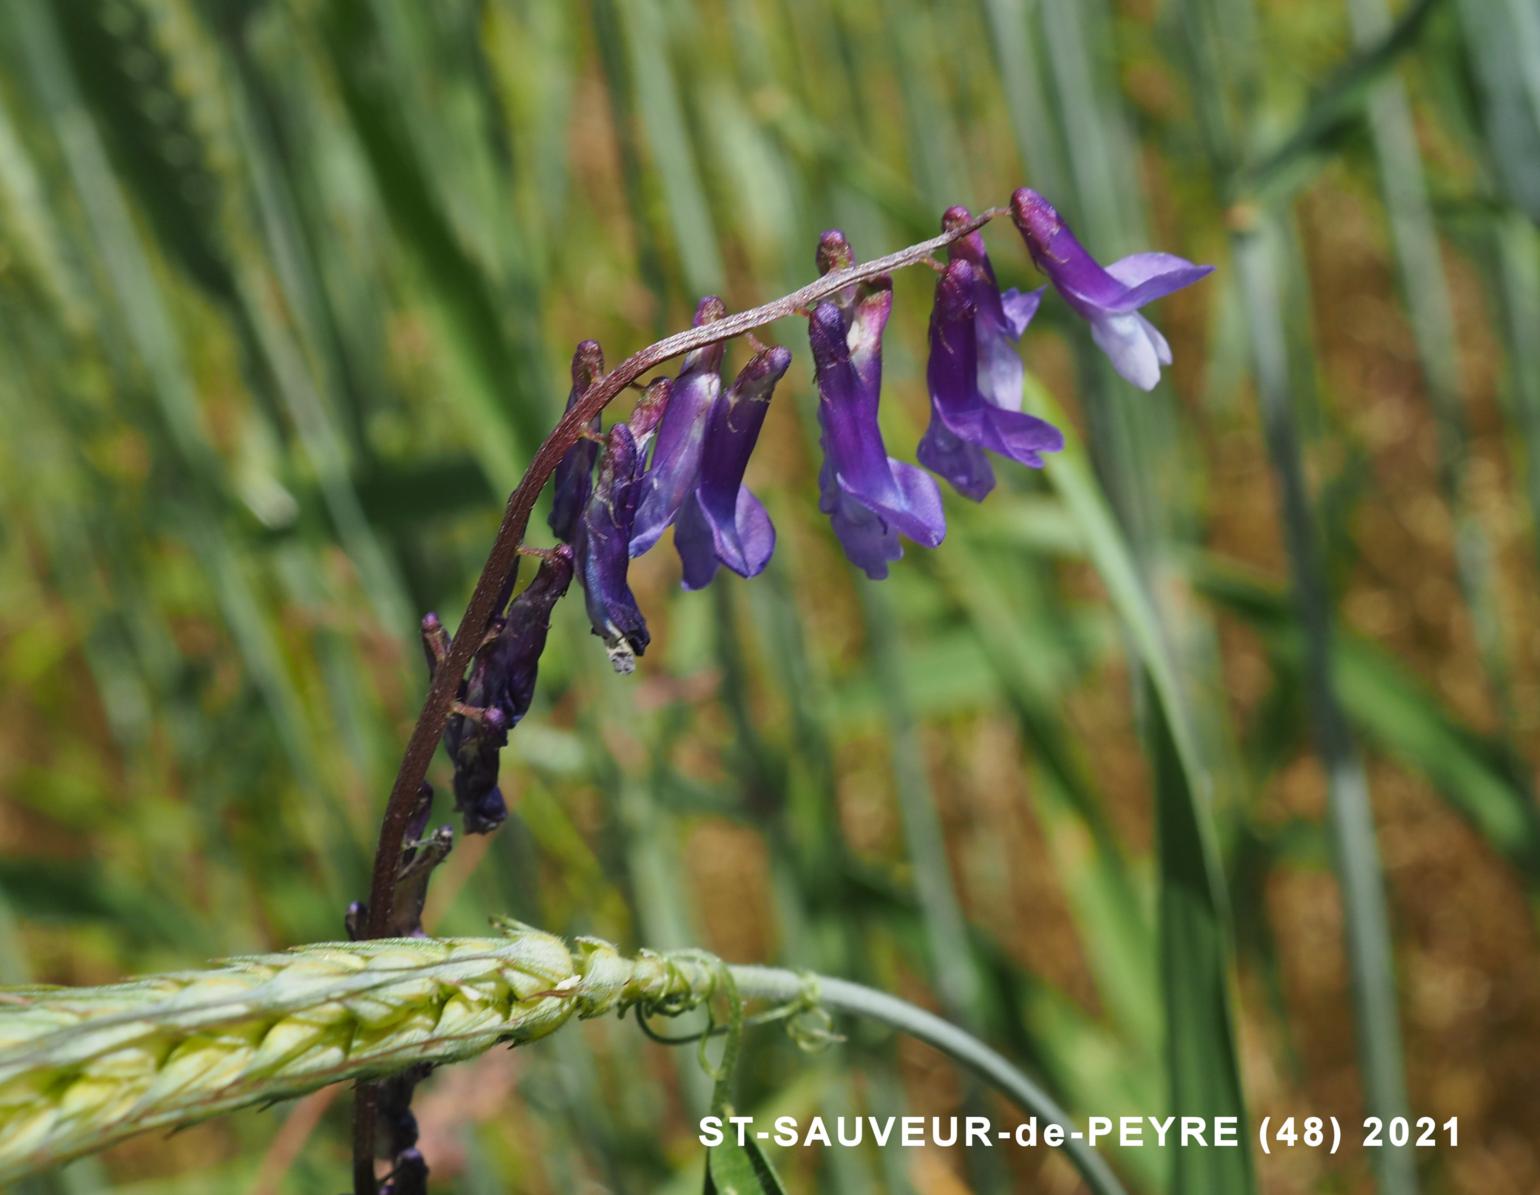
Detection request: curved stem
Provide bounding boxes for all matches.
[729,965,1128,1195]
[351,206,1007,1190]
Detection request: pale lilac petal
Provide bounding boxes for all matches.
[885,460,947,547]
[975,321,1026,412]
[1137,313,1173,366]
[998,286,1044,338]
[1100,253,1215,312]
[1090,312,1164,391]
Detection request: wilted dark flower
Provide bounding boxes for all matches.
[430,548,574,836]
[446,704,508,835]
[630,299,725,556]
[379,1147,428,1195]
[580,423,651,672]
[478,545,574,727]
[549,340,606,542]
[920,258,1063,499]
[1010,188,1213,391]
[808,234,945,579]
[673,345,791,589]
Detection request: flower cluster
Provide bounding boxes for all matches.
[420,186,1210,829]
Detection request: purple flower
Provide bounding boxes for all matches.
[630,298,726,556]
[579,423,651,672]
[940,206,1044,413]
[919,258,1063,500]
[1010,188,1213,391]
[672,345,791,589]
[549,341,605,542]
[808,232,945,579]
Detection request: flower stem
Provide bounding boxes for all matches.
[350,204,1006,1190]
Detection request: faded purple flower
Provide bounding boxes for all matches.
[425,548,573,836]
[446,703,507,835]
[478,545,574,727]
[920,258,1063,500]
[630,298,726,556]
[549,340,605,542]
[673,345,791,589]
[809,232,945,579]
[579,423,651,672]
[1010,188,1213,391]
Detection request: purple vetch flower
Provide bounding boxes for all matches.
[919,259,1063,500]
[808,234,945,578]
[549,340,606,542]
[630,298,726,556]
[579,423,651,672]
[939,205,1044,412]
[672,345,791,589]
[1010,188,1213,391]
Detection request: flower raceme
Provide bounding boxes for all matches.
[418,188,1211,799]
[373,188,1210,1186]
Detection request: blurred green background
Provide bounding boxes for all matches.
[2,0,1538,1191]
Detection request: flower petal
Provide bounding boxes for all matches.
[925,260,1063,486]
[713,486,776,578]
[694,346,789,580]
[918,418,996,501]
[998,286,1044,339]
[1099,253,1214,312]
[630,299,726,556]
[826,484,904,580]
[673,493,720,591]
[1090,311,1165,391]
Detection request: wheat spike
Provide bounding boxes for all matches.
[0,928,724,1182]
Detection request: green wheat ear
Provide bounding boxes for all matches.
[0,929,724,1182]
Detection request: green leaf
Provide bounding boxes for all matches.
[704,1134,787,1195]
